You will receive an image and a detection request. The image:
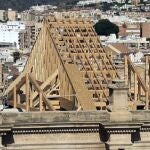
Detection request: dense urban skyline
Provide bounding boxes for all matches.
[0,0,149,149]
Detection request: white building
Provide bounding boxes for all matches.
[0,49,14,64]
[13,56,27,72]
[100,34,149,50]
[77,0,113,6]
[129,52,144,63]
[30,5,57,12]
[0,21,25,49]
[115,0,126,3]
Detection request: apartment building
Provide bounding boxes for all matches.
[141,22,150,39]
[0,21,25,49]
[132,0,140,6]
[0,49,14,64]
[19,22,42,50]
[20,11,35,22]
[54,9,101,21]
[118,23,141,37]
[0,9,17,22]
[7,9,17,21]
[0,10,7,21]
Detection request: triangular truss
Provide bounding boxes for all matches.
[5,17,120,111]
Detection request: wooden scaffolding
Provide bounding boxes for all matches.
[4,17,150,111]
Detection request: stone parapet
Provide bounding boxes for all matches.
[1,111,109,124]
[0,111,150,149]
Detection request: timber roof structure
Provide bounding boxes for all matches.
[4,17,150,111]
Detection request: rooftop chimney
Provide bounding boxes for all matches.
[109,80,132,122]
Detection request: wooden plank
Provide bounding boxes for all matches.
[39,92,43,112]
[5,72,26,96]
[134,73,138,101]
[28,74,55,111]
[31,69,58,101]
[26,74,30,112]
[13,86,17,108]
[65,64,96,110]
[124,55,128,86]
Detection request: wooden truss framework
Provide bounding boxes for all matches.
[5,17,120,111]
[5,17,150,111]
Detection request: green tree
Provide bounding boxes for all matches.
[13,52,20,62]
[94,19,119,36]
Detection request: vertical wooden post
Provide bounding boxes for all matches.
[13,86,17,108]
[145,55,149,88]
[39,92,43,112]
[134,73,138,102]
[145,55,150,110]
[26,74,29,112]
[29,84,33,108]
[124,55,128,86]
[138,83,141,101]
[43,103,46,111]
[128,65,131,94]
[146,91,149,110]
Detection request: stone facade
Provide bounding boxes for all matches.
[0,111,149,149]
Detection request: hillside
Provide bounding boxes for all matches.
[0,0,79,11]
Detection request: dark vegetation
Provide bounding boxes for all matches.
[12,52,20,62]
[94,19,119,36]
[0,0,79,11]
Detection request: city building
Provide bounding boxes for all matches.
[0,49,14,63]
[30,5,57,12]
[7,9,17,21]
[20,11,35,22]
[132,0,140,6]
[0,21,25,49]
[54,9,101,21]
[0,10,7,21]
[13,55,28,72]
[141,22,150,38]
[118,23,141,37]
[19,22,42,50]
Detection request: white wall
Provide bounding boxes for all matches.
[0,30,19,49]
[0,21,25,49]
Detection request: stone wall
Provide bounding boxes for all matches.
[0,111,150,150]
[0,111,109,124]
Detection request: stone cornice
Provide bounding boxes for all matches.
[12,127,99,134]
[104,123,143,134]
[141,123,150,132]
[107,129,137,134]
[0,123,100,135]
[12,124,100,134]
